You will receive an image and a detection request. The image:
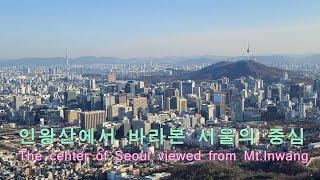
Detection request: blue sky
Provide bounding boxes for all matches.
[0,0,319,58]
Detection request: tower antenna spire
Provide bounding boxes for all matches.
[246,42,250,60]
[66,52,69,66]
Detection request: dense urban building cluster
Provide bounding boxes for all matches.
[1,61,320,179]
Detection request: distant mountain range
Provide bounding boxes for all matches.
[0,54,320,66]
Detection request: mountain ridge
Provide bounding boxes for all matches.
[138,60,298,84]
[190,59,287,80]
[0,54,319,66]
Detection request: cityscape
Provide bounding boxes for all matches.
[1,1,320,180]
[1,53,320,179]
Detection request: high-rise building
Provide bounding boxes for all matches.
[181,80,195,97]
[155,94,164,110]
[109,104,127,121]
[132,96,148,117]
[172,81,183,97]
[313,79,320,93]
[86,79,97,89]
[103,94,115,120]
[116,122,131,138]
[125,80,136,95]
[290,83,305,100]
[193,86,201,98]
[164,88,179,98]
[88,93,102,110]
[90,79,96,89]
[80,110,106,130]
[116,93,127,105]
[299,103,306,119]
[266,104,278,121]
[64,109,81,123]
[213,93,226,118]
[64,91,77,105]
[179,98,188,113]
[201,92,210,102]
[13,95,24,110]
[49,67,57,76]
[169,96,179,111]
[230,89,244,122]
[187,95,201,113]
[201,104,216,120]
[271,84,283,102]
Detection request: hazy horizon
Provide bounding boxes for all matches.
[1,52,320,61]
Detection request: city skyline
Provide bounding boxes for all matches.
[2,1,320,179]
[0,0,320,58]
